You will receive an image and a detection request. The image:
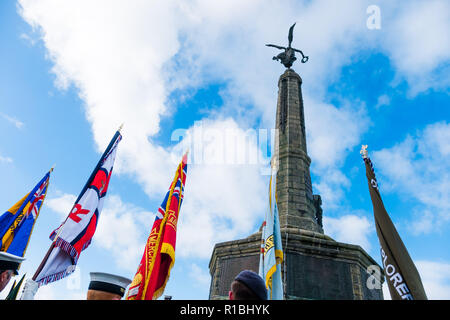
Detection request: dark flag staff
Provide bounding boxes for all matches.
[361,145,427,300]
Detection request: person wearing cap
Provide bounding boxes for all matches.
[0,252,25,292]
[87,272,132,300]
[229,270,268,300]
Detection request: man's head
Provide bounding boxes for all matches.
[0,270,13,292]
[229,270,268,300]
[87,272,132,300]
[0,252,25,292]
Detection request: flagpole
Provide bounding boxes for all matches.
[32,243,55,281]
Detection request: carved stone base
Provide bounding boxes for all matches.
[208,228,384,300]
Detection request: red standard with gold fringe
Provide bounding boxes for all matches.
[126,153,187,300]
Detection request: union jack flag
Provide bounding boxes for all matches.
[25,179,48,220]
[0,169,52,259]
[156,175,185,220]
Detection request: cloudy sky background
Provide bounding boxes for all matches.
[0,0,449,299]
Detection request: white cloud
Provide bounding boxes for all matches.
[323,214,373,252]
[307,98,369,209]
[372,121,450,234]
[375,94,390,109]
[46,193,77,219]
[174,119,267,259]
[0,155,13,164]
[379,0,450,95]
[409,210,435,235]
[93,195,155,271]
[1,113,24,129]
[306,99,369,171]
[188,263,211,289]
[416,260,450,300]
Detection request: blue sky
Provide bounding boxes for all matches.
[1,1,449,300]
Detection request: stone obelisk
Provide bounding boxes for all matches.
[274,68,323,233]
[208,24,383,300]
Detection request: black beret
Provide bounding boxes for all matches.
[234,270,268,300]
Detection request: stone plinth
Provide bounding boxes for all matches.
[208,228,384,300]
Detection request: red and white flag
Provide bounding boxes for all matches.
[33,129,122,286]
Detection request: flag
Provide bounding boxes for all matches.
[361,145,427,300]
[33,129,122,286]
[126,153,188,300]
[0,169,52,259]
[259,164,284,300]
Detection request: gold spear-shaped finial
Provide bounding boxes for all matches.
[118,123,124,133]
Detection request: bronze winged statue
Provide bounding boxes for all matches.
[266,23,309,68]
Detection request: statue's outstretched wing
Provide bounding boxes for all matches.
[266,44,285,50]
[288,23,296,47]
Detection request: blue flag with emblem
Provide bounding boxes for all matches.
[0,169,52,259]
[259,164,284,300]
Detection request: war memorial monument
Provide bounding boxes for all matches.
[208,24,384,300]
